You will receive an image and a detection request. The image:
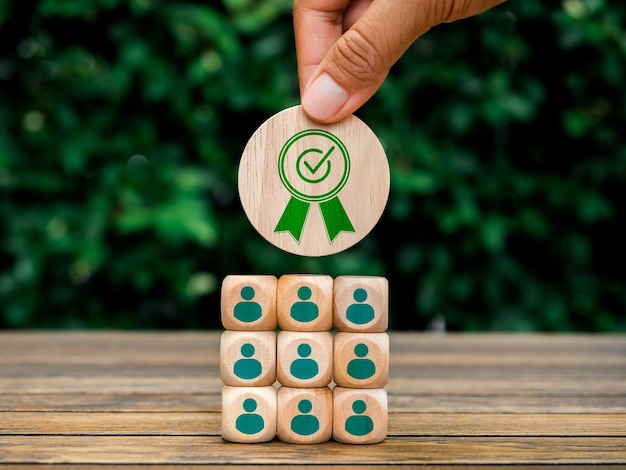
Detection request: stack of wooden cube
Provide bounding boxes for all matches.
[220,274,389,444]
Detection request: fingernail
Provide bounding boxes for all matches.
[301,73,349,122]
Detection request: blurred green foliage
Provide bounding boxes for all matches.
[1,0,625,331]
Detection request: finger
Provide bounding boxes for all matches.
[342,0,373,31]
[301,0,412,123]
[293,0,352,96]
[440,0,507,23]
[301,0,506,123]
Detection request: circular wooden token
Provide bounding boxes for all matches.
[238,105,390,257]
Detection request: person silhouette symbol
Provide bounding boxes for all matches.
[235,398,265,435]
[290,343,319,380]
[290,286,318,323]
[347,343,376,380]
[345,399,373,436]
[233,343,262,380]
[234,286,262,323]
[346,288,375,325]
[290,399,320,436]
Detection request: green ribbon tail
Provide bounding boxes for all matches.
[274,197,310,242]
[319,197,355,243]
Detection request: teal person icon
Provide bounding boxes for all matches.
[290,399,319,436]
[290,343,319,380]
[235,398,265,435]
[233,343,262,380]
[347,343,376,380]
[346,288,375,325]
[290,286,318,323]
[234,286,262,323]
[345,399,373,436]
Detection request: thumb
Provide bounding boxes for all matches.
[301,0,505,123]
[300,0,428,123]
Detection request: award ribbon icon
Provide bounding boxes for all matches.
[238,105,389,257]
[274,129,355,243]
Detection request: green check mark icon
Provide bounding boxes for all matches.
[297,146,335,184]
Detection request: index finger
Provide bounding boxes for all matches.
[293,0,352,94]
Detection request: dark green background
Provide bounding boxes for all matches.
[1,0,625,331]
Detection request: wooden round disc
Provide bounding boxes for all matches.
[238,105,390,257]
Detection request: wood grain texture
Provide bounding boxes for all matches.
[220,275,278,331]
[2,436,625,465]
[1,331,625,466]
[220,330,276,386]
[4,412,626,436]
[332,387,388,444]
[276,274,333,332]
[237,105,389,256]
[276,386,333,444]
[333,332,389,388]
[276,331,333,388]
[333,275,388,332]
[221,385,277,443]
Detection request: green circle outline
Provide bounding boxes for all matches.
[278,129,350,203]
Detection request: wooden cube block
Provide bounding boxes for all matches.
[332,387,387,444]
[276,386,332,444]
[333,332,389,388]
[220,330,276,387]
[221,275,277,331]
[222,385,277,443]
[277,274,333,331]
[276,331,333,388]
[333,276,388,332]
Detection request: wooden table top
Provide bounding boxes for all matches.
[1,331,625,467]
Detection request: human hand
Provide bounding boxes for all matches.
[294,0,506,123]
